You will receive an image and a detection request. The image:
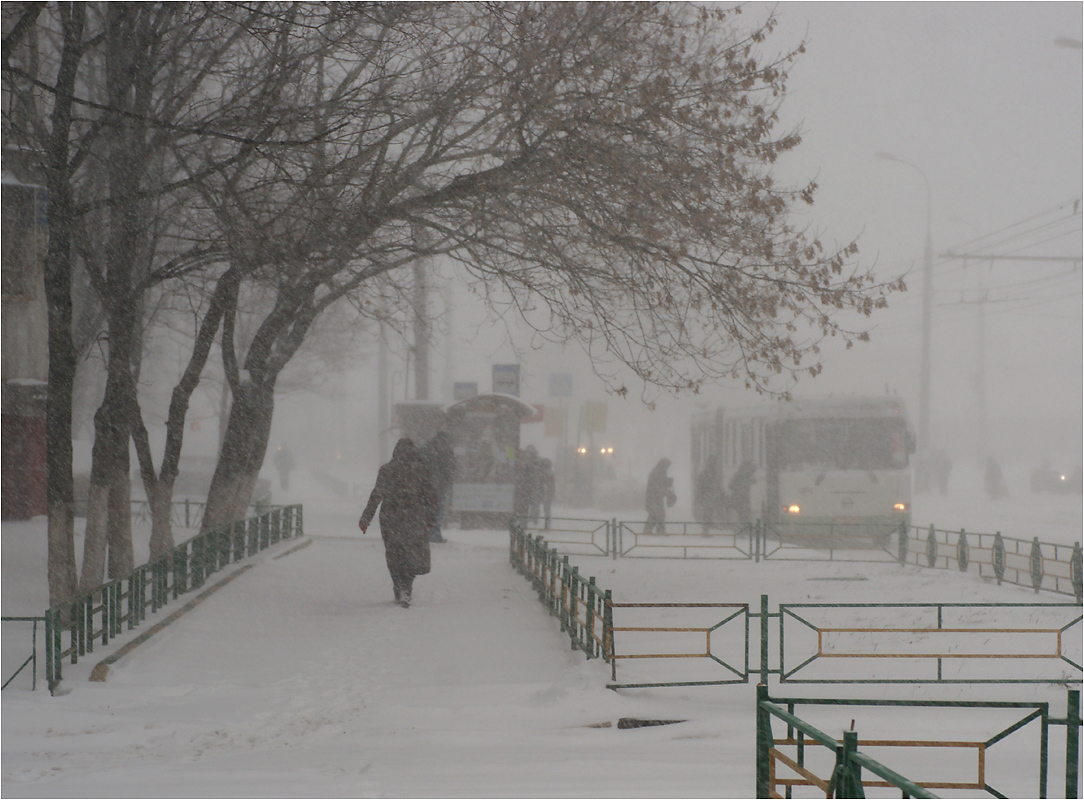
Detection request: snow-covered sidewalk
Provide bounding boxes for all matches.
[2,515,755,798]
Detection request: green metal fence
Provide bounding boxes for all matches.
[44,504,303,692]
[772,600,1083,686]
[518,517,1084,601]
[756,686,1081,799]
[2,616,45,691]
[508,523,1083,690]
[129,497,274,531]
[509,520,611,661]
[899,524,1084,601]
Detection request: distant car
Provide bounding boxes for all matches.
[1030,463,1080,495]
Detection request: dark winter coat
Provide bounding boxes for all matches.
[360,439,439,577]
[727,461,756,523]
[645,458,676,519]
[422,431,456,496]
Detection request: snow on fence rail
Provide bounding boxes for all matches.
[44,504,303,693]
[519,517,1084,601]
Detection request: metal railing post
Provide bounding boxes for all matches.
[755,684,771,798]
[1067,689,1080,800]
[1031,537,1044,593]
[1071,542,1082,602]
[993,532,1006,585]
[604,590,615,682]
[840,729,862,798]
[760,594,769,686]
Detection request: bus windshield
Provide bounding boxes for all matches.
[776,418,909,471]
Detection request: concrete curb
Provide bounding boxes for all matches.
[88,535,313,682]
[88,565,255,682]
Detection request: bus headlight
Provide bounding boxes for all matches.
[894,503,908,512]
[783,504,801,514]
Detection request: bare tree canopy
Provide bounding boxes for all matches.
[190,3,900,401]
[3,2,903,584]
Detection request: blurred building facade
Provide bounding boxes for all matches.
[2,146,50,519]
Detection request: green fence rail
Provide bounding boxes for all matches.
[899,524,1084,601]
[128,497,273,531]
[44,504,303,692]
[2,616,45,691]
[756,685,937,799]
[773,600,1083,686]
[509,520,611,662]
[517,517,1084,601]
[508,523,1081,796]
[508,523,1082,690]
[756,686,1081,799]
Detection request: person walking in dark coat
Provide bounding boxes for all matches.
[359,438,439,608]
[728,460,757,525]
[694,456,725,532]
[274,444,295,491]
[422,431,455,543]
[539,458,556,530]
[644,458,676,535]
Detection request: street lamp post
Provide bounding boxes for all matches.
[875,152,933,459]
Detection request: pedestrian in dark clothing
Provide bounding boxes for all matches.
[984,456,1008,500]
[539,458,556,530]
[359,438,439,608]
[930,448,952,496]
[694,457,725,532]
[526,446,546,523]
[644,458,676,535]
[422,431,456,543]
[728,460,756,525]
[274,444,295,491]
[514,445,541,522]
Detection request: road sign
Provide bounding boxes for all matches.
[549,373,573,397]
[492,364,520,396]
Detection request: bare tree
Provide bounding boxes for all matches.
[6,4,904,591]
[195,4,903,529]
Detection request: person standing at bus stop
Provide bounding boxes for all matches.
[422,431,455,543]
[644,458,676,534]
[358,438,439,608]
[728,460,757,525]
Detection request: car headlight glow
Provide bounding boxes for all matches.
[783,504,800,514]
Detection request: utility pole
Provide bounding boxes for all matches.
[919,226,932,455]
[377,322,389,468]
[443,279,454,402]
[875,152,933,455]
[413,258,429,401]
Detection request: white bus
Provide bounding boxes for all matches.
[691,396,915,543]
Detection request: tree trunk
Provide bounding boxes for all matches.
[202,382,275,533]
[80,388,133,590]
[147,478,176,560]
[43,5,86,611]
[79,482,108,591]
[107,468,133,578]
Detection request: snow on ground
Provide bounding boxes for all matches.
[2,462,1080,798]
